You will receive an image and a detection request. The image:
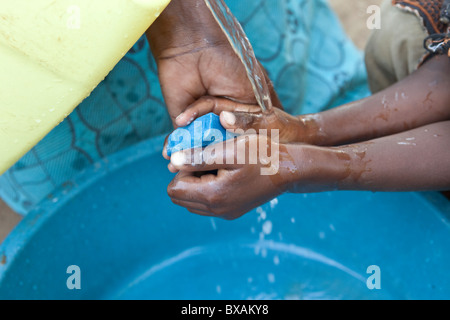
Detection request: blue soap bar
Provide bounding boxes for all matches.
[167,113,235,156]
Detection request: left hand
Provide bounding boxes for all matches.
[167,134,294,220]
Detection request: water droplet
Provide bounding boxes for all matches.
[381,95,388,109]
[261,248,267,258]
[256,207,266,221]
[262,221,273,235]
[210,218,217,231]
[273,255,280,265]
[278,232,283,241]
[270,198,278,210]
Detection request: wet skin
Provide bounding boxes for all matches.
[166,56,450,220]
[148,0,450,219]
[146,0,280,128]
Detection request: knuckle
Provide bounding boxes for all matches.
[205,192,223,207]
[167,182,179,199]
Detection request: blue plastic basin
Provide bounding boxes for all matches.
[0,136,449,300]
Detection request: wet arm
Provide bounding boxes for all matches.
[287,121,450,193]
[301,56,450,146]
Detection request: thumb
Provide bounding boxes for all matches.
[220,111,264,132]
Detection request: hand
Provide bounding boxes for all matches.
[175,96,315,142]
[166,129,372,219]
[164,97,321,170]
[167,134,294,220]
[146,0,279,127]
[168,120,450,219]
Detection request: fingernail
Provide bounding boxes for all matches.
[175,113,185,122]
[171,151,187,167]
[222,111,236,126]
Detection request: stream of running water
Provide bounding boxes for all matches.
[204,0,273,113]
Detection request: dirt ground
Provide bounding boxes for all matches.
[0,0,383,244]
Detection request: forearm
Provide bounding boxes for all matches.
[299,56,450,146]
[286,121,450,193]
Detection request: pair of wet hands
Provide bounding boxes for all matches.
[162,96,310,220]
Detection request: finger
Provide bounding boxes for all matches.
[168,163,179,173]
[168,171,227,217]
[175,96,261,127]
[168,171,209,203]
[220,110,265,132]
[186,208,214,217]
[175,97,214,127]
[169,140,248,172]
[170,198,213,216]
[168,169,232,202]
[162,134,170,160]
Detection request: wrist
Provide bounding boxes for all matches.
[147,0,226,57]
[296,114,330,146]
[280,144,357,193]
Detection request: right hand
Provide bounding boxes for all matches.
[175,96,310,143]
[163,96,316,162]
[146,0,279,127]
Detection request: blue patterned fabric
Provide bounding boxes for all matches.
[0,0,371,215]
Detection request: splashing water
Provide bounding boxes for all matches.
[204,0,273,113]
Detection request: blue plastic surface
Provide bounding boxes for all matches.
[167,113,235,156]
[0,136,449,300]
